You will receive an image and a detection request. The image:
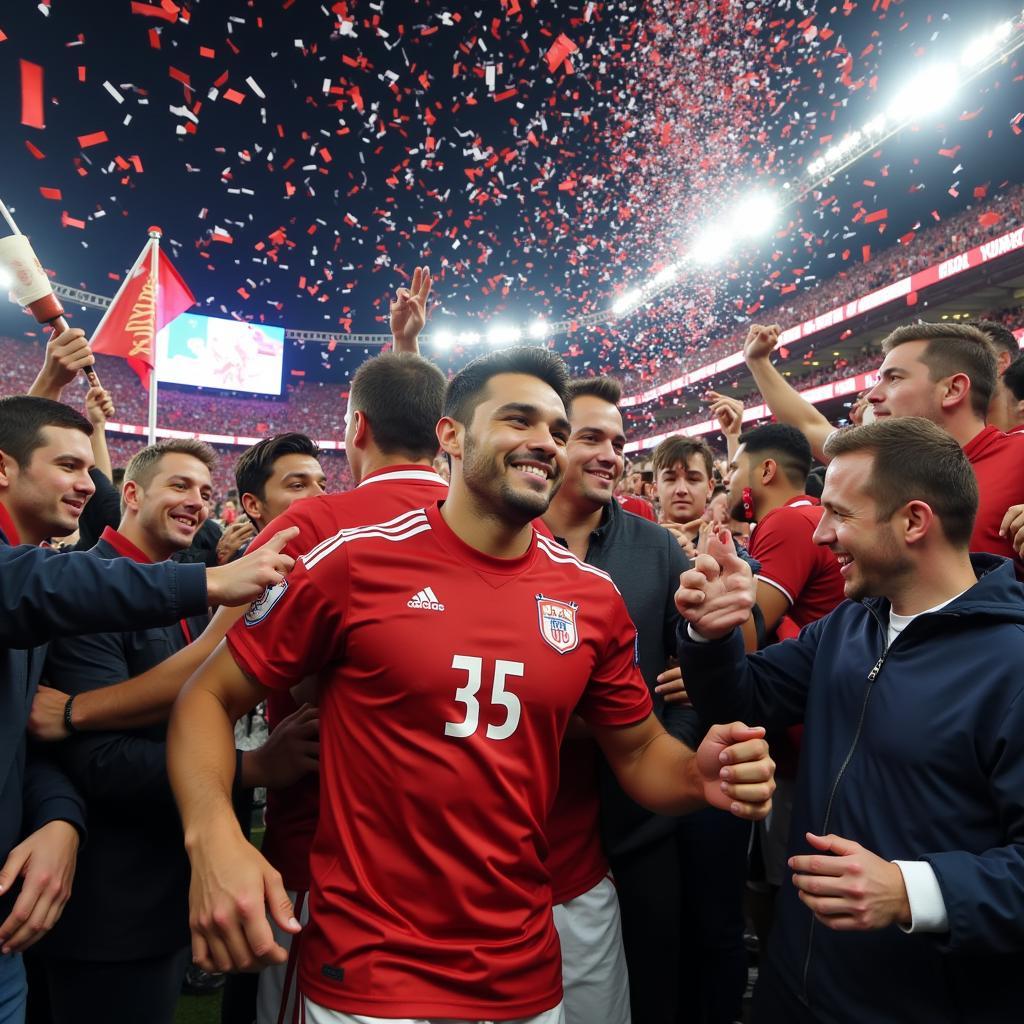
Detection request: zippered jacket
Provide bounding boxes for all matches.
[678,554,1024,1024]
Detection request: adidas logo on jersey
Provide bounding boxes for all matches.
[407,586,445,611]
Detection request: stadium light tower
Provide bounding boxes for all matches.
[732,194,779,237]
[486,324,522,346]
[432,328,454,350]
[612,288,643,316]
[887,64,960,120]
[690,228,733,265]
[527,318,549,339]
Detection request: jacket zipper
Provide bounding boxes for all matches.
[800,618,889,1005]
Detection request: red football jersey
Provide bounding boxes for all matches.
[749,496,846,629]
[247,465,449,891]
[963,426,1024,580]
[228,501,651,1019]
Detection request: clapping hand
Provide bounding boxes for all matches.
[674,528,755,640]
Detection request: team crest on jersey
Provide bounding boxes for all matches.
[244,579,289,627]
[536,595,579,654]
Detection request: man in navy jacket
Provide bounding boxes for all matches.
[676,416,1024,1024]
[0,397,297,1023]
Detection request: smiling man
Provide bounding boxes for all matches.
[676,416,1024,1024]
[168,348,775,1024]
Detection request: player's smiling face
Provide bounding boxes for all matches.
[462,372,570,523]
[128,452,212,557]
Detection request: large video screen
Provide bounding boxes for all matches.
[155,314,285,396]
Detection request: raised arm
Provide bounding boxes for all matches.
[27,327,96,401]
[744,324,836,463]
[83,385,115,482]
[390,265,432,354]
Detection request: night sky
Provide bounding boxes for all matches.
[1,0,1022,386]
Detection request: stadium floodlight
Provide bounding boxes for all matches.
[862,113,887,136]
[732,194,778,237]
[527,318,549,339]
[458,330,481,345]
[886,64,960,121]
[612,288,643,316]
[652,263,678,287]
[690,227,733,265]
[962,20,1015,66]
[486,324,522,345]
[431,328,454,349]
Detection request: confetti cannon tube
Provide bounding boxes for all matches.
[0,203,101,390]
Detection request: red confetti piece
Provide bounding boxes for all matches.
[545,33,579,73]
[223,88,246,104]
[61,211,86,230]
[24,140,45,160]
[130,1,177,22]
[864,208,887,224]
[978,212,1002,228]
[77,131,109,148]
[19,60,45,130]
[39,187,62,201]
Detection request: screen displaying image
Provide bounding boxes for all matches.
[155,314,285,395]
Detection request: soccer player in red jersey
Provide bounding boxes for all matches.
[168,347,776,1024]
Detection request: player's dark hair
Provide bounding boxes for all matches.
[349,353,446,458]
[651,435,714,481]
[566,376,622,411]
[0,396,92,467]
[1003,353,1024,402]
[967,319,1020,361]
[824,417,977,548]
[444,347,571,425]
[881,322,997,418]
[235,433,322,502]
[738,423,813,488]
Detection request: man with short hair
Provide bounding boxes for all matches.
[235,433,327,533]
[541,375,697,1024]
[0,398,295,1023]
[652,435,716,553]
[169,348,775,1024]
[677,416,1024,1024]
[968,318,1022,431]
[990,351,1024,434]
[37,439,316,1024]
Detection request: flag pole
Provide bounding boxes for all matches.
[146,227,162,446]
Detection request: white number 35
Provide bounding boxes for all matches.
[444,655,523,741]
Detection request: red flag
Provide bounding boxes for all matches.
[91,241,195,388]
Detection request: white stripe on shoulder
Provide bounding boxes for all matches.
[358,470,448,488]
[300,507,428,563]
[302,513,430,570]
[535,534,615,584]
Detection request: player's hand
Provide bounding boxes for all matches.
[743,323,781,363]
[707,390,744,438]
[789,832,911,931]
[999,503,1024,559]
[675,528,755,640]
[27,685,72,741]
[241,704,319,790]
[205,526,298,607]
[187,821,300,973]
[390,265,432,351]
[84,386,115,426]
[216,519,257,565]
[654,664,690,706]
[694,721,774,820]
[0,820,79,953]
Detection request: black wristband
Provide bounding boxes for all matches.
[63,695,78,735]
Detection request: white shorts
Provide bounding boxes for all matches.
[257,889,310,1024]
[301,1000,565,1024]
[552,875,630,1024]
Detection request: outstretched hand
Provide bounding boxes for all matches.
[390,265,432,351]
[674,528,754,640]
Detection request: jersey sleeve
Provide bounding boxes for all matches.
[749,512,815,607]
[247,501,324,561]
[227,545,348,691]
[577,587,653,728]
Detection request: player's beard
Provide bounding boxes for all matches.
[462,430,561,526]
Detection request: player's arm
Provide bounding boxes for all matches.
[739,580,791,653]
[30,606,246,739]
[744,324,835,463]
[592,713,774,819]
[167,642,300,974]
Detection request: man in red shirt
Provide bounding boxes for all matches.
[168,348,776,1023]
[723,424,845,650]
